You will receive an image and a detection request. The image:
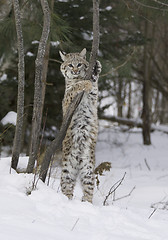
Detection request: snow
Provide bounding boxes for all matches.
[50,41,60,47]
[0,125,168,240]
[26,51,34,57]
[0,73,7,82]
[106,6,112,11]
[1,111,17,125]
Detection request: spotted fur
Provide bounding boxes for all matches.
[59,48,101,203]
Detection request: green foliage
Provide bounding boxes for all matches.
[0,9,16,56]
[1,0,168,151]
[0,122,15,147]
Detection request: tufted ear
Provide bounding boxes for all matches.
[79,48,86,58]
[59,50,66,61]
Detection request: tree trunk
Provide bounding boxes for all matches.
[39,92,84,182]
[117,79,123,118]
[127,82,132,118]
[39,0,100,183]
[26,0,50,173]
[11,0,25,170]
[142,20,151,145]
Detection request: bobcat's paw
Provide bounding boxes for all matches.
[91,60,102,82]
[84,80,92,92]
[95,60,102,75]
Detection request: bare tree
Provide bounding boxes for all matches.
[26,0,50,173]
[39,0,100,183]
[11,0,25,170]
[142,19,151,145]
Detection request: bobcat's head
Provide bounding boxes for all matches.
[59,48,89,80]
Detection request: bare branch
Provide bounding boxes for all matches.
[103,172,126,206]
[132,0,168,11]
[149,0,168,7]
[113,186,136,201]
[100,47,137,78]
[39,92,84,182]
[148,208,157,219]
[144,158,151,171]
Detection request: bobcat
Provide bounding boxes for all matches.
[59,48,101,203]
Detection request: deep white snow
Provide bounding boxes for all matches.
[0,122,168,240]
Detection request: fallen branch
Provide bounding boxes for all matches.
[100,115,168,134]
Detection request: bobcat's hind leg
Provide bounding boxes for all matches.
[61,158,78,200]
[79,160,95,203]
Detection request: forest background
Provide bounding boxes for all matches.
[0,0,168,157]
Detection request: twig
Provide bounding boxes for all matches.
[100,47,137,78]
[71,218,79,231]
[103,172,126,206]
[144,158,151,171]
[113,186,136,201]
[148,208,157,219]
[49,58,62,64]
[133,0,168,11]
[47,154,54,186]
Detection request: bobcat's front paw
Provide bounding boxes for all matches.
[95,60,102,75]
[91,60,102,82]
[84,80,92,93]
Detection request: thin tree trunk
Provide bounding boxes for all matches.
[39,0,100,183]
[142,20,151,145]
[39,92,84,182]
[11,0,25,170]
[117,79,123,118]
[26,0,50,173]
[127,81,132,118]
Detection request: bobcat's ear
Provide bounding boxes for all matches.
[59,50,66,61]
[79,48,86,58]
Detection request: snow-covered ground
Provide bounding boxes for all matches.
[0,122,168,240]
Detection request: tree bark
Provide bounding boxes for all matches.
[85,0,99,80]
[127,82,132,118]
[142,20,151,145]
[39,92,84,182]
[26,0,50,173]
[11,0,25,170]
[117,79,123,118]
[39,0,100,183]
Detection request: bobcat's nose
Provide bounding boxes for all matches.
[72,69,79,75]
[73,69,78,74]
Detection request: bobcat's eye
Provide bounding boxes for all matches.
[77,63,82,67]
[68,64,73,68]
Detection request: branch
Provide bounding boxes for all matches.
[100,47,137,78]
[103,172,126,206]
[113,186,136,201]
[100,115,168,134]
[132,0,168,11]
[39,92,84,182]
